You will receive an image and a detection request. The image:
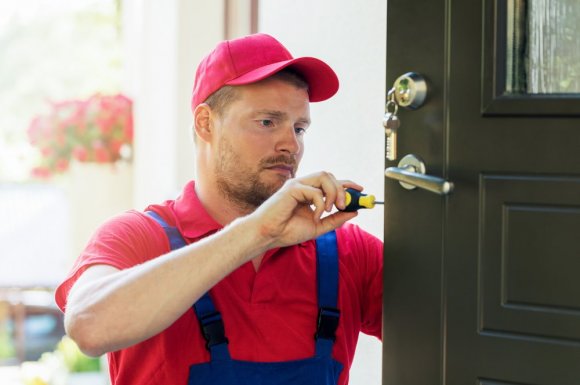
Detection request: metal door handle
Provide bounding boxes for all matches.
[385,154,454,195]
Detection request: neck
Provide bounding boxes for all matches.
[194,178,255,226]
[195,179,265,272]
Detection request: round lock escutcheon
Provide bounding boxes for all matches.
[393,72,428,110]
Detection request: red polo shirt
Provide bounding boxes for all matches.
[55,181,383,385]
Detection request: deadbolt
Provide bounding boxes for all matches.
[393,72,428,109]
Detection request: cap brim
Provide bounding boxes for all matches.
[225,57,339,102]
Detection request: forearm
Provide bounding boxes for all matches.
[65,214,269,356]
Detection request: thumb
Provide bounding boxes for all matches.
[316,211,358,236]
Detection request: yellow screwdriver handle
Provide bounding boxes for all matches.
[358,194,376,209]
[343,188,376,211]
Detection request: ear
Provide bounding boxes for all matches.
[193,103,213,143]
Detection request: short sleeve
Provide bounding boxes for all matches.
[338,223,383,340]
[359,230,383,339]
[54,210,169,312]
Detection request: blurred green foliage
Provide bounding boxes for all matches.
[0,326,16,360]
[54,336,100,373]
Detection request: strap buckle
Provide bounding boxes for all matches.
[199,312,229,350]
[315,307,340,341]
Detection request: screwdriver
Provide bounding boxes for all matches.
[341,188,384,212]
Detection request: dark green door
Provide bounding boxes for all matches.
[383,1,580,384]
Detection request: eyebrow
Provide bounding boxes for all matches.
[255,109,311,126]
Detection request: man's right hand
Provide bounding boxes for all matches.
[248,171,361,250]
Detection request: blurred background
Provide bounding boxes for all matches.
[0,0,385,384]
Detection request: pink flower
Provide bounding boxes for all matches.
[41,147,55,157]
[72,146,88,162]
[55,158,70,172]
[97,116,114,135]
[31,166,52,179]
[92,141,111,163]
[123,115,134,141]
[28,93,134,178]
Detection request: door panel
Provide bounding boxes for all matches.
[383,1,580,384]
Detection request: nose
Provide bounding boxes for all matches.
[276,125,301,155]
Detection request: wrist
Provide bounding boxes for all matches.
[227,214,275,257]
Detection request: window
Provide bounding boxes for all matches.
[0,0,122,181]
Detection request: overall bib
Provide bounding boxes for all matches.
[146,211,343,385]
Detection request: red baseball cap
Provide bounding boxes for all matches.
[191,33,339,110]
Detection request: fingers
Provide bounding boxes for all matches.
[318,174,342,212]
[297,172,364,212]
[318,211,358,234]
[252,172,364,249]
[289,184,326,220]
[338,180,363,192]
[284,181,359,234]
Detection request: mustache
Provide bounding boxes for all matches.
[260,155,297,168]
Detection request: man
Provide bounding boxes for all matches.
[56,33,383,385]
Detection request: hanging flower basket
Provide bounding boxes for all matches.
[27,93,133,178]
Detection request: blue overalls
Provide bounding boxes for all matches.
[146,211,343,385]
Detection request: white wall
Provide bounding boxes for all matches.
[259,1,386,240]
[259,2,386,384]
[124,0,223,208]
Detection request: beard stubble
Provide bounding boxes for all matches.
[214,136,297,212]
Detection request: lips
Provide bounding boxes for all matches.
[265,164,295,177]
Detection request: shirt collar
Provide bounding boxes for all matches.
[171,180,310,248]
[172,181,223,240]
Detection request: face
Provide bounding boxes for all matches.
[210,78,310,210]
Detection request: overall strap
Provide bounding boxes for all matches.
[146,211,187,249]
[314,230,340,357]
[144,211,231,360]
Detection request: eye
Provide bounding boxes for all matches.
[259,119,274,128]
[294,127,307,135]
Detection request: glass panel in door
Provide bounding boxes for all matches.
[506,0,580,94]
